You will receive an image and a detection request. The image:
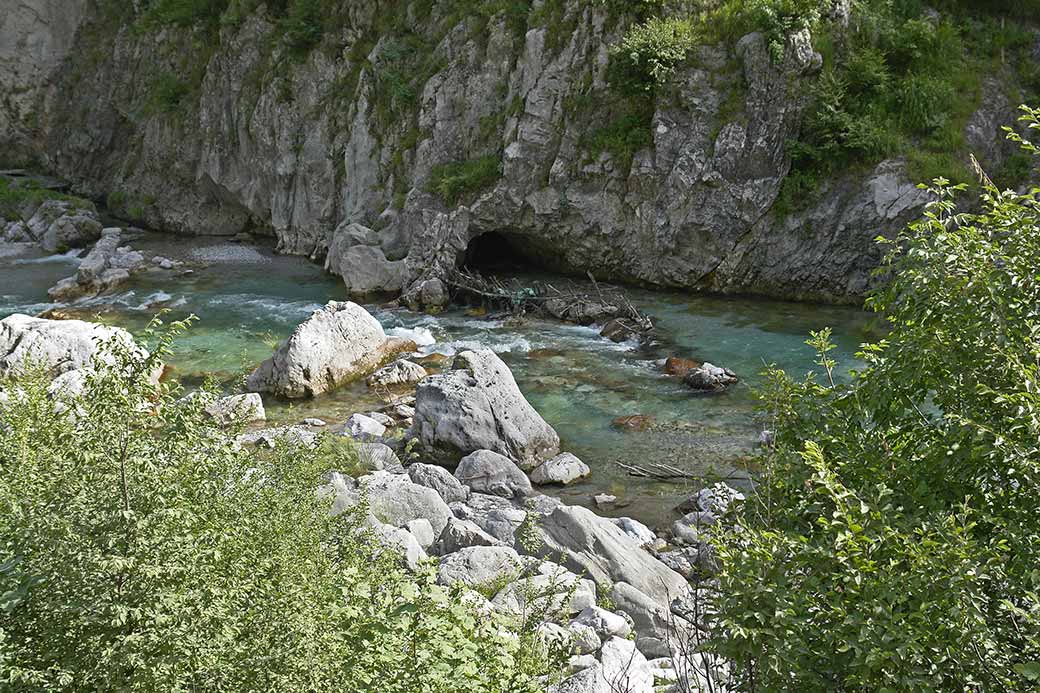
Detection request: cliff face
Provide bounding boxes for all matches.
[0,1,1026,303]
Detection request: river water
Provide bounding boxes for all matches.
[0,234,871,528]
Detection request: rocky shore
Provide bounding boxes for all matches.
[0,296,745,691]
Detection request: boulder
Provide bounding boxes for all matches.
[599,319,639,343]
[0,314,143,379]
[359,470,452,535]
[410,348,559,468]
[404,518,436,550]
[371,522,427,571]
[246,301,412,398]
[448,492,527,544]
[344,413,386,440]
[357,442,402,472]
[204,393,266,426]
[611,517,658,549]
[572,606,631,640]
[366,359,427,389]
[408,463,469,503]
[491,562,597,617]
[684,362,739,392]
[535,505,689,605]
[662,357,700,378]
[236,425,319,450]
[610,581,696,659]
[328,244,408,295]
[455,449,533,499]
[436,545,524,588]
[549,664,609,693]
[23,199,102,252]
[48,228,145,301]
[611,414,653,432]
[530,452,590,486]
[599,637,654,693]
[432,516,501,555]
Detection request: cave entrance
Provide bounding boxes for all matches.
[462,231,547,273]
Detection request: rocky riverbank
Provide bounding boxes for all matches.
[0,300,750,691]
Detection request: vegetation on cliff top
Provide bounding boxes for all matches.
[710,109,1040,690]
[0,319,566,691]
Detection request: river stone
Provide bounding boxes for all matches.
[448,493,528,545]
[610,581,696,659]
[408,463,469,503]
[345,412,386,440]
[569,622,601,655]
[204,393,266,426]
[535,505,689,605]
[404,518,436,550]
[358,442,402,472]
[432,517,501,555]
[236,425,319,450]
[572,606,631,640]
[372,521,427,571]
[246,301,411,398]
[455,449,533,499]
[529,452,590,486]
[366,359,427,389]
[0,313,143,379]
[358,470,452,535]
[549,665,609,693]
[599,637,654,693]
[410,348,560,468]
[611,517,658,549]
[684,362,739,392]
[435,545,524,588]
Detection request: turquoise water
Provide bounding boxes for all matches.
[0,234,870,528]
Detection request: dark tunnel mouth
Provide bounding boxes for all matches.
[461,230,549,273]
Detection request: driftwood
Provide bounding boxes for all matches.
[445,268,653,333]
[614,459,749,483]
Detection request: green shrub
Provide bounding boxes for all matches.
[610,16,696,92]
[711,111,1040,690]
[427,155,502,205]
[0,177,92,222]
[150,73,191,114]
[0,318,562,691]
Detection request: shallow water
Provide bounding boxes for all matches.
[0,234,870,529]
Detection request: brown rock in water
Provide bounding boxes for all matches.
[663,357,700,378]
[611,414,654,432]
[528,348,563,359]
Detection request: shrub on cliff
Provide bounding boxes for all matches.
[710,109,1040,689]
[0,319,559,691]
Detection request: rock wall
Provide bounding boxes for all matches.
[0,0,1025,303]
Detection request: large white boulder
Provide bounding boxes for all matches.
[246,301,413,398]
[436,545,524,588]
[410,348,560,468]
[530,452,591,486]
[0,314,143,379]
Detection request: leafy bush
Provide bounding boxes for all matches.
[150,73,191,114]
[711,111,1040,690]
[610,17,696,91]
[0,177,92,222]
[0,319,560,691]
[427,155,502,205]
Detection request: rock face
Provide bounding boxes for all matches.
[410,349,560,467]
[4,2,1018,305]
[246,301,412,398]
[0,313,141,378]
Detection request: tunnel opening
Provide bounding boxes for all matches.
[459,228,565,272]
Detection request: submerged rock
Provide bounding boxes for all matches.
[611,414,653,432]
[246,301,413,398]
[663,356,701,378]
[410,348,560,468]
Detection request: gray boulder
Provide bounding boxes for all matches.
[366,359,427,389]
[371,521,427,571]
[599,637,654,693]
[325,223,407,295]
[48,228,145,301]
[610,581,696,659]
[0,313,144,379]
[344,413,386,440]
[432,516,501,555]
[246,301,412,398]
[572,606,631,640]
[436,545,524,588]
[408,463,469,503]
[236,425,319,450]
[455,449,533,499]
[448,492,527,544]
[204,393,266,426]
[22,199,102,252]
[491,562,597,617]
[410,348,560,468]
[529,452,590,486]
[357,442,402,472]
[535,505,689,605]
[684,362,739,392]
[359,470,452,535]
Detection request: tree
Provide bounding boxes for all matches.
[709,106,1040,690]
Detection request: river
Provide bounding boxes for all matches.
[0,232,871,529]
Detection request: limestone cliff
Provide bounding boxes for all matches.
[0,1,1030,303]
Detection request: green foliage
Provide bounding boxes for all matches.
[0,319,560,691]
[581,99,655,173]
[610,17,696,91]
[427,155,502,205]
[0,177,92,223]
[143,0,229,29]
[711,117,1040,690]
[149,73,191,114]
[277,0,326,58]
